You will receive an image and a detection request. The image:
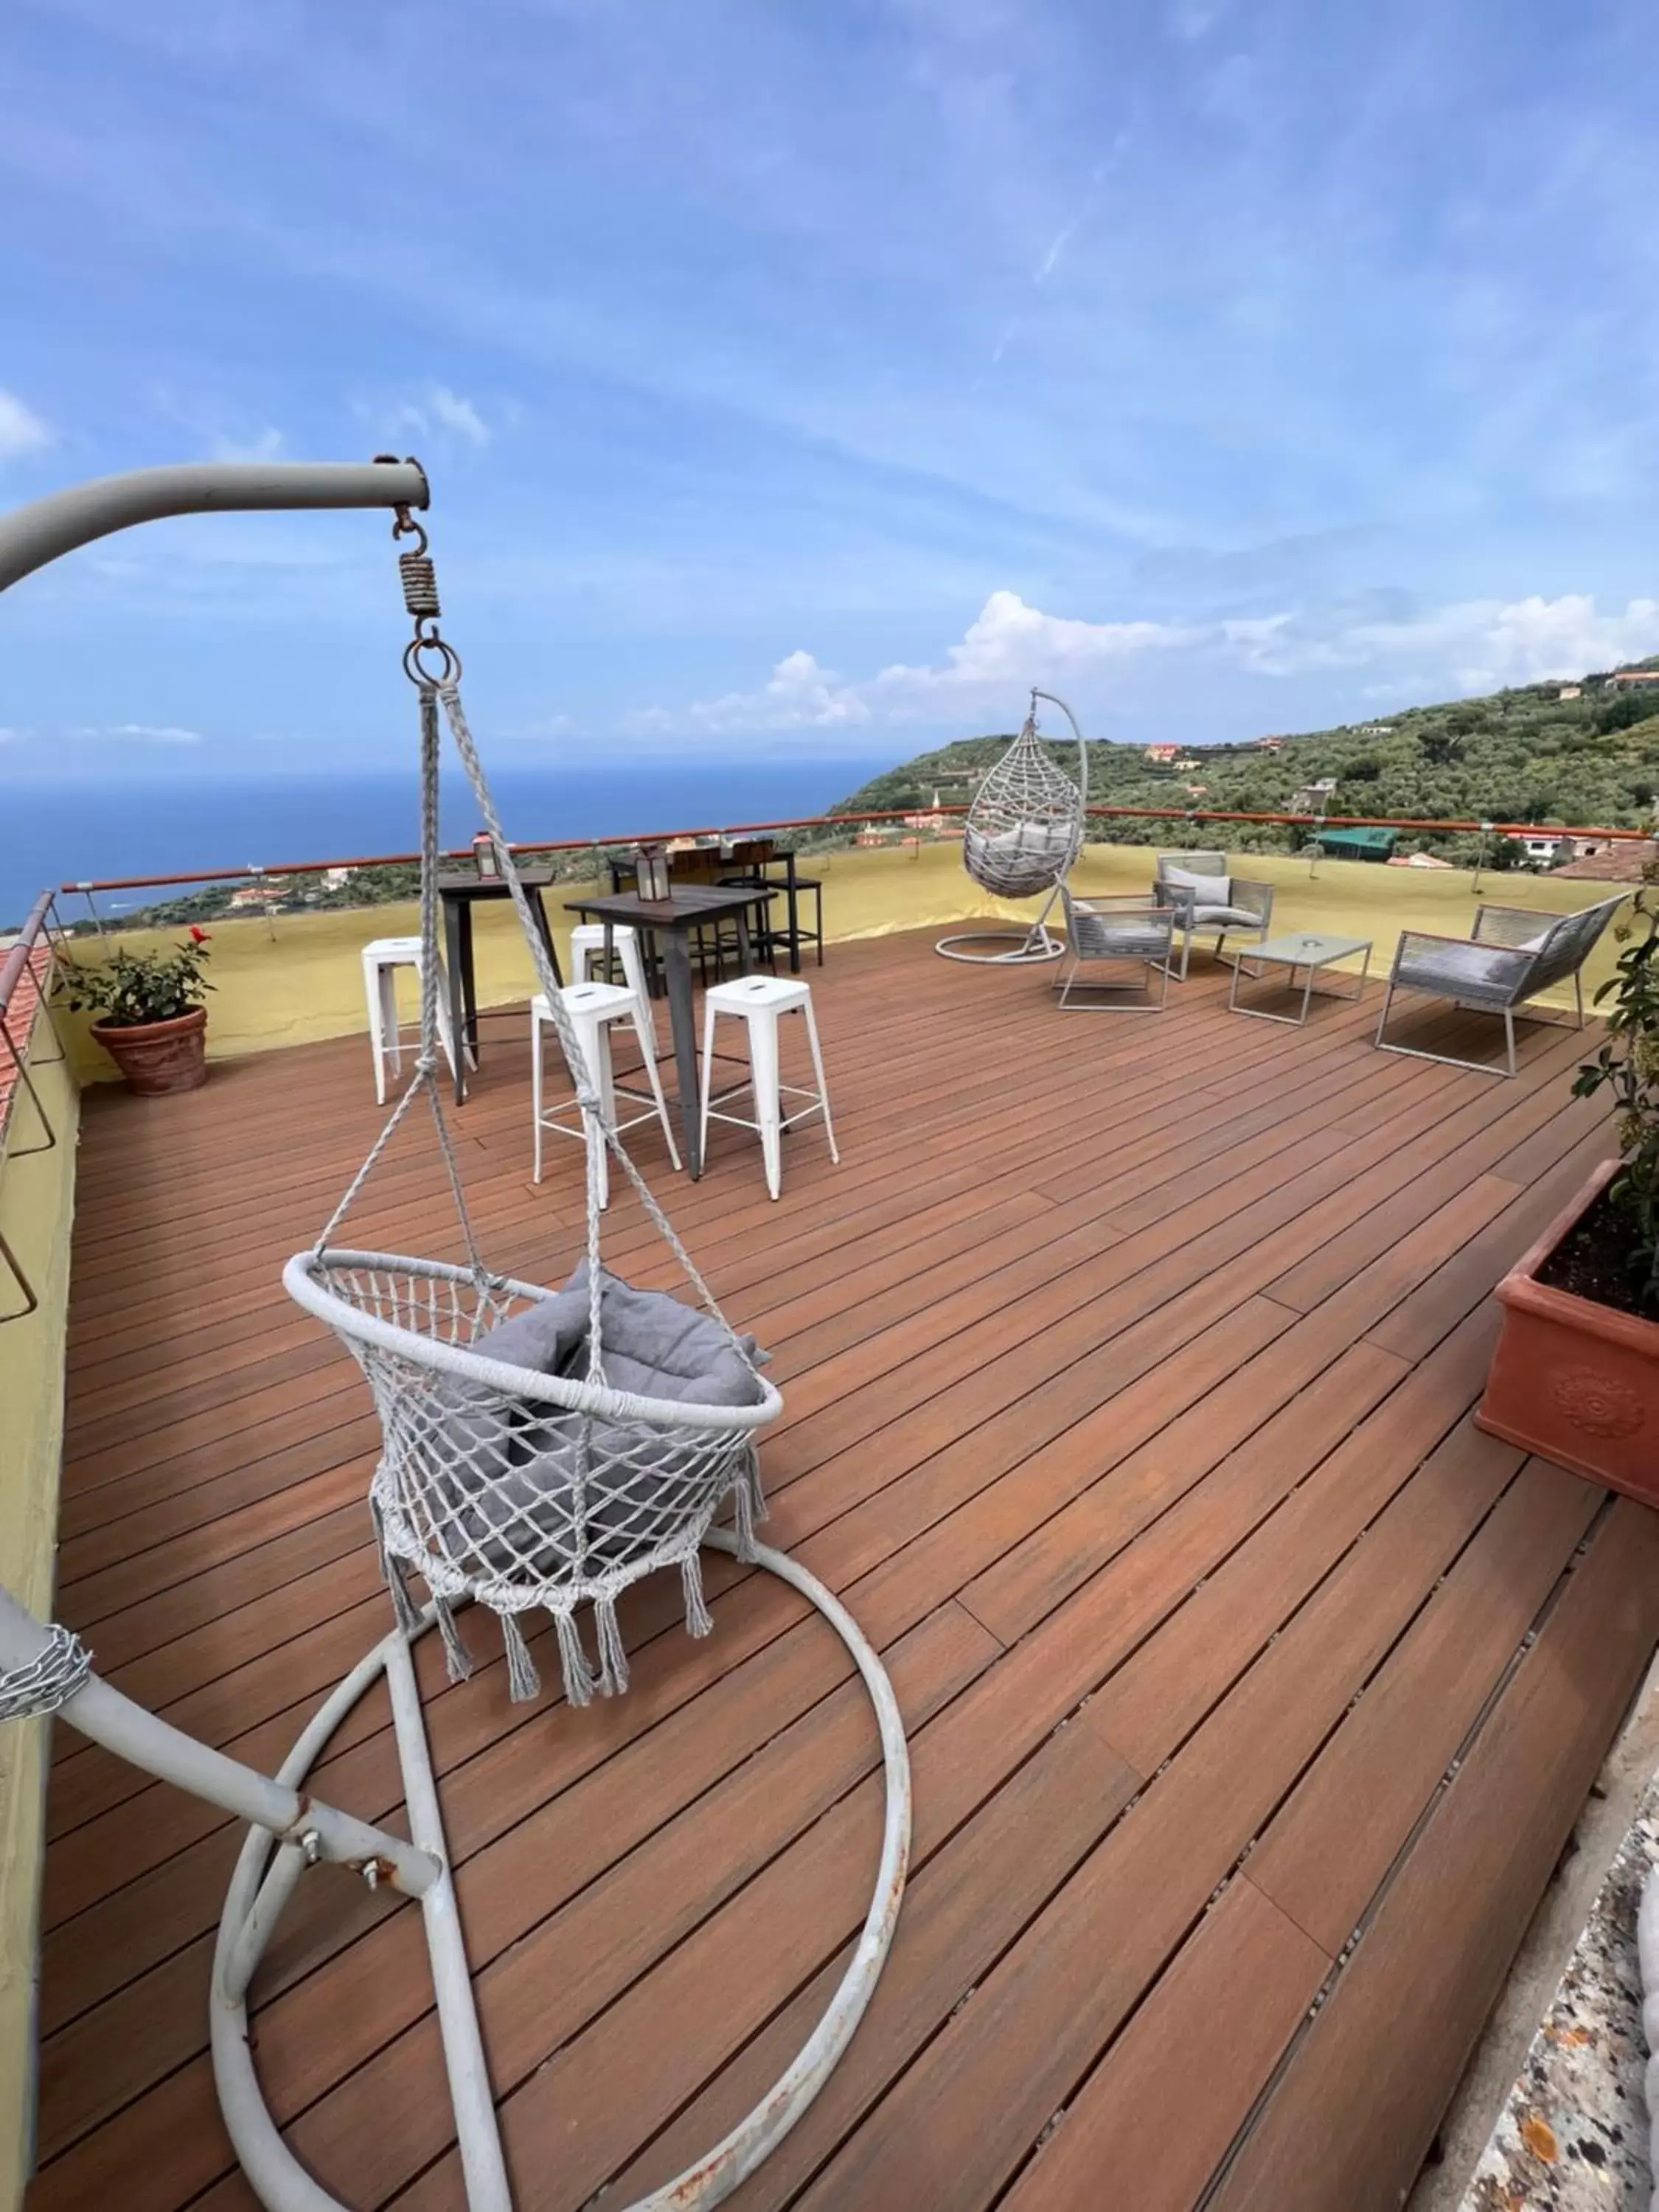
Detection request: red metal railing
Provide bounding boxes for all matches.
[0,889,67,1322]
[52,801,1651,900]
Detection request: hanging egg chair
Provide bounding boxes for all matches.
[936,686,1089,964]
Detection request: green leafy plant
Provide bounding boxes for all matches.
[62,928,214,1028]
[1573,867,1659,1311]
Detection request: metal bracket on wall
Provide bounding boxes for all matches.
[0,1226,38,1324]
[0,1018,58,1163]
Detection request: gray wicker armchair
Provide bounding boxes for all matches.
[1374,894,1627,1076]
[1154,850,1275,979]
[1056,887,1175,1012]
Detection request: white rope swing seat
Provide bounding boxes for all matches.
[936,686,1089,965]
[0,476,911,2212]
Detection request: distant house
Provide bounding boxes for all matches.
[1291,779,1339,816]
[1144,743,1180,765]
[1551,839,1655,883]
[322,866,352,889]
[1557,685,1582,701]
[227,882,287,910]
[1604,669,1659,690]
[1521,835,1576,866]
[1255,737,1286,754]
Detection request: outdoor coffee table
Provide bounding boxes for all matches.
[1228,931,1373,1025]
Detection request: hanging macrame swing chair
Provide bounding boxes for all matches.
[936,686,1088,964]
[0,465,910,2212]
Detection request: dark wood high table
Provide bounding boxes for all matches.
[563,883,776,1177]
[437,868,564,1105]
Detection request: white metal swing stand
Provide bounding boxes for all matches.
[934,687,1089,967]
[0,459,911,2212]
[0,1541,908,2212]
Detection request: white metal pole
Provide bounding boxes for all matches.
[0,1586,437,1895]
[0,459,429,595]
[384,1628,514,2212]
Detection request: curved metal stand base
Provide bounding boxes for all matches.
[935,926,1065,966]
[210,1531,911,2212]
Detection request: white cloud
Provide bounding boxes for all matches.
[369,384,493,449]
[1225,592,1659,686]
[653,585,1659,737]
[427,386,490,445]
[0,389,51,461]
[80,723,204,745]
[1169,0,1225,38]
[874,590,1198,700]
[678,592,1198,731]
[207,425,285,463]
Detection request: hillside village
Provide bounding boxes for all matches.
[56,658,1659,933]
[832,658,1659,874]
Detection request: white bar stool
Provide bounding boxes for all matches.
[532,980,681,1205]
[568,922,657,1053]
[698,975,838,1200]
[362,936,462,1105]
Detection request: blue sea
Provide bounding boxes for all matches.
[0,759,894,928]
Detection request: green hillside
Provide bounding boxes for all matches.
[831,663,1659,865]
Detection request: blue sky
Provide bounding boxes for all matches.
[3,0,1659,788]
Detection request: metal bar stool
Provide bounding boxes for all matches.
[698,975,838,1200]
[361,936,464,1105]
[532,980,680,1203]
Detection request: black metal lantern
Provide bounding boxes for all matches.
[634,842,670,900]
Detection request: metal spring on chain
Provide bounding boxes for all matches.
[399,549,441,619]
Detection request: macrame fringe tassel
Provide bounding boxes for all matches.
[594,1597,630,1697]
[733,1451,768,1563]
[385,1549,424,1639]
[371,1500,424,1640]
[500,1610,541,1703]
[681,1551,714,1639]
[433,1592,473,1685]
[554,1609,598,1708]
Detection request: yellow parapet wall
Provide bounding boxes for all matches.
[57,839,1630,1078]
[0,1004,78,2212]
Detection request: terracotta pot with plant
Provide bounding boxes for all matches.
[1478,871,1659,1499]
[64,928,215,1096]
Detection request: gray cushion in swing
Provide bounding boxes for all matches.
[424,1263,768,1580]
[563,1260,768,1403]
[467,1279,592,1374]
[981,822,1076,864]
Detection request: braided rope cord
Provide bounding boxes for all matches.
[313,686,488,1279]
[311,647,758,1359]
[0,1624,91,1723]
[433,678,755,1361]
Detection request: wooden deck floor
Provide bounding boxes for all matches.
[29,928,1659,2212]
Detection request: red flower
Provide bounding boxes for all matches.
[188,926,211,944]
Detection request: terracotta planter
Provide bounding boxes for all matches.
[1477,1158,1659,1503]
[90,1007,209,1096]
